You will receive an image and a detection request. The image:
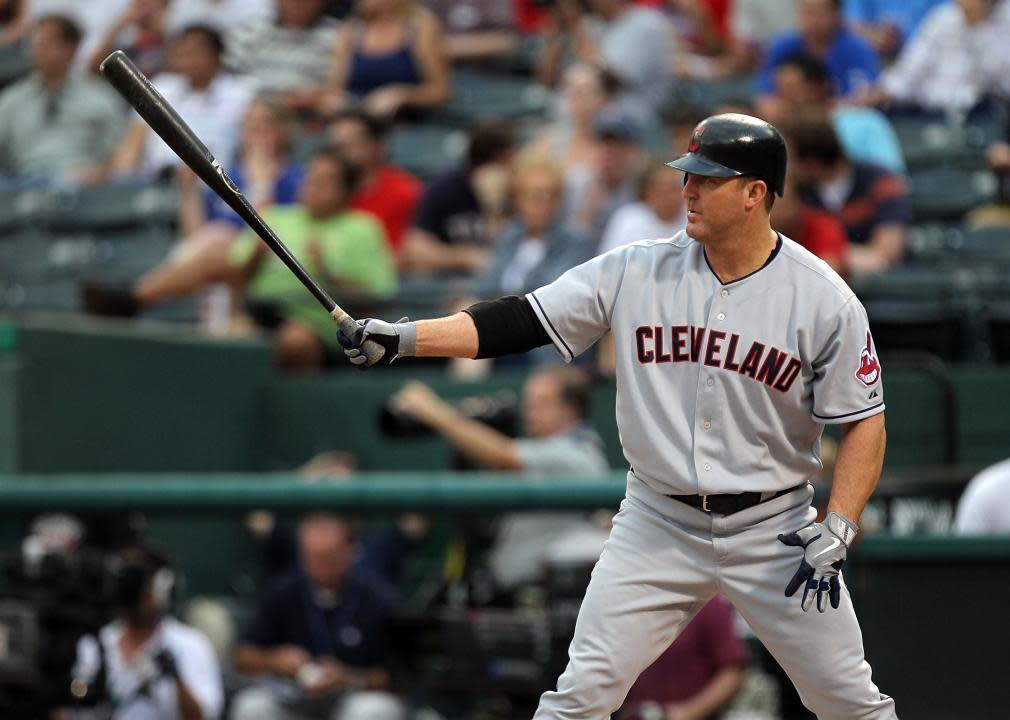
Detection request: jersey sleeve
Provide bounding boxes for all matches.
[525,249,627,362]
[810,296,885,424]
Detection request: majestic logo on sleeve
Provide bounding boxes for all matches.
[688,126,705,152]
[855,330,881,387]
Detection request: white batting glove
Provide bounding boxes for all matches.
[778,512,858,612]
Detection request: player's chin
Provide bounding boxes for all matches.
[684,219,708,241]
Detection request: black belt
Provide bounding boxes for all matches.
[667,483,808,515]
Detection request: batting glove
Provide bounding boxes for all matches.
[778,512,858,612]
[337,317,415,368]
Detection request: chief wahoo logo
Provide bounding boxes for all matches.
[855,330,881,386]
[688,125,705,152]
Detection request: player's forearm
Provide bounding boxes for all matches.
[827,413,886,524]
[415,313,479,358]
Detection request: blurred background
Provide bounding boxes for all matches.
[0,0,1008,718]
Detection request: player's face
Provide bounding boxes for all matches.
[682,173,753,242]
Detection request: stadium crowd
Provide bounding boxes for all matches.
[2,0,1009,371]
[2,1,1010,719]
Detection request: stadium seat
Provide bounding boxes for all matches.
[892,115,1002,170]
[989,301,1010,362]
[446,70,551,122]
[906,165,997,220]
[863,298,969,362]
[672,74,758,109]
[42,182,179,232]
[388,124,468,178]
[0,42,29,90]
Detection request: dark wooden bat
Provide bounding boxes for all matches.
[99,50,382,364]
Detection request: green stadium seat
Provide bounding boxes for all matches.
[0,42,29,90]
[988,301,1010,363]
[672,74,758,108]
[388,124,467,178]
[892,116,1000,170]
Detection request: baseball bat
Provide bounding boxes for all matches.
[99,50,383,364]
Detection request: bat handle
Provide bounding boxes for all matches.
[331,306,387,366]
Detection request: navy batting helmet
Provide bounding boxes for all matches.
[666,113,787,197]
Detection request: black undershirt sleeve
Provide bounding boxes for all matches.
[463,295,552,359]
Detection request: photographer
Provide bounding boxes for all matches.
[71,545,223,720]
[388,367,611,589]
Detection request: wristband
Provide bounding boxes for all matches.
[398,321,417,357]
[825,511,859,547]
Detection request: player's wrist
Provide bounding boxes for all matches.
[825,511,858,548]
[397,321,417,357]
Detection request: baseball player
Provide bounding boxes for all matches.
[339,113,896,719]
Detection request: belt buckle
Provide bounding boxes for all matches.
[702,495,710,512]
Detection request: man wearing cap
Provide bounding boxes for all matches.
[566,107,645,247]
[337,113,898,720]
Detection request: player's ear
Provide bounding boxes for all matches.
[743,178,768,211]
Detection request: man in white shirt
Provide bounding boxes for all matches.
[598,160,686,255]
[72,545,223,720]
[108,23,253,179]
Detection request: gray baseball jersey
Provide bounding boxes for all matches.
[526,232,884,496]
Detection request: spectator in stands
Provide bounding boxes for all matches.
[424,0,519,62]
[0,14,126,186]
[528,62,614,213]
[87,148,393,372]
[476,153,593,299]
[787,114,909,274]
[85,0,172,77]
[108,24,253,181]
[770,52,905,174]
[666,0,736,79]
[537,0,675,115]
[327,108,423,256]
[0,0,25,44]
[971,128,1010,227]
[323,0,450,119]
[772,172,849,274]
[597,159,686,255]
[757,0,881,119]
[166,0,273,35]
[728,0,799,72]
[400,122,515,276]
[387,367,610,589]
[844,0,947,59]
[16,0,132,71]
[72,545,223,720]
[231,513,403,720]
[568,107,645,246]
[225,0,338,117]
[663,103,712,162]
[619,596,747,720]
[871,0,1010,117]
[90,97,303,333]
[954,458,1010,534]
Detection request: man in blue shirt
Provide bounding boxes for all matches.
[843,0,947,57]
[230,513,403,720]
[757,0,881,117]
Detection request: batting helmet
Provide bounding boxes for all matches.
[666,113,787,197]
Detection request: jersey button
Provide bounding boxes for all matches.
[721,289,729,298]
[707,378,715,387]
[717,312,725,321]
[703,421,711,430]
[704,463,712,471]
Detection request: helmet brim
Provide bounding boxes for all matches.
[665,152,741,178]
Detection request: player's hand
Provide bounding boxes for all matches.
[337,317,414,368]
[778,512,858,612]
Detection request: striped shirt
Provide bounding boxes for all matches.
[226,18,340,94]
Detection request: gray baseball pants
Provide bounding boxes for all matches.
[533,481,897,720]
